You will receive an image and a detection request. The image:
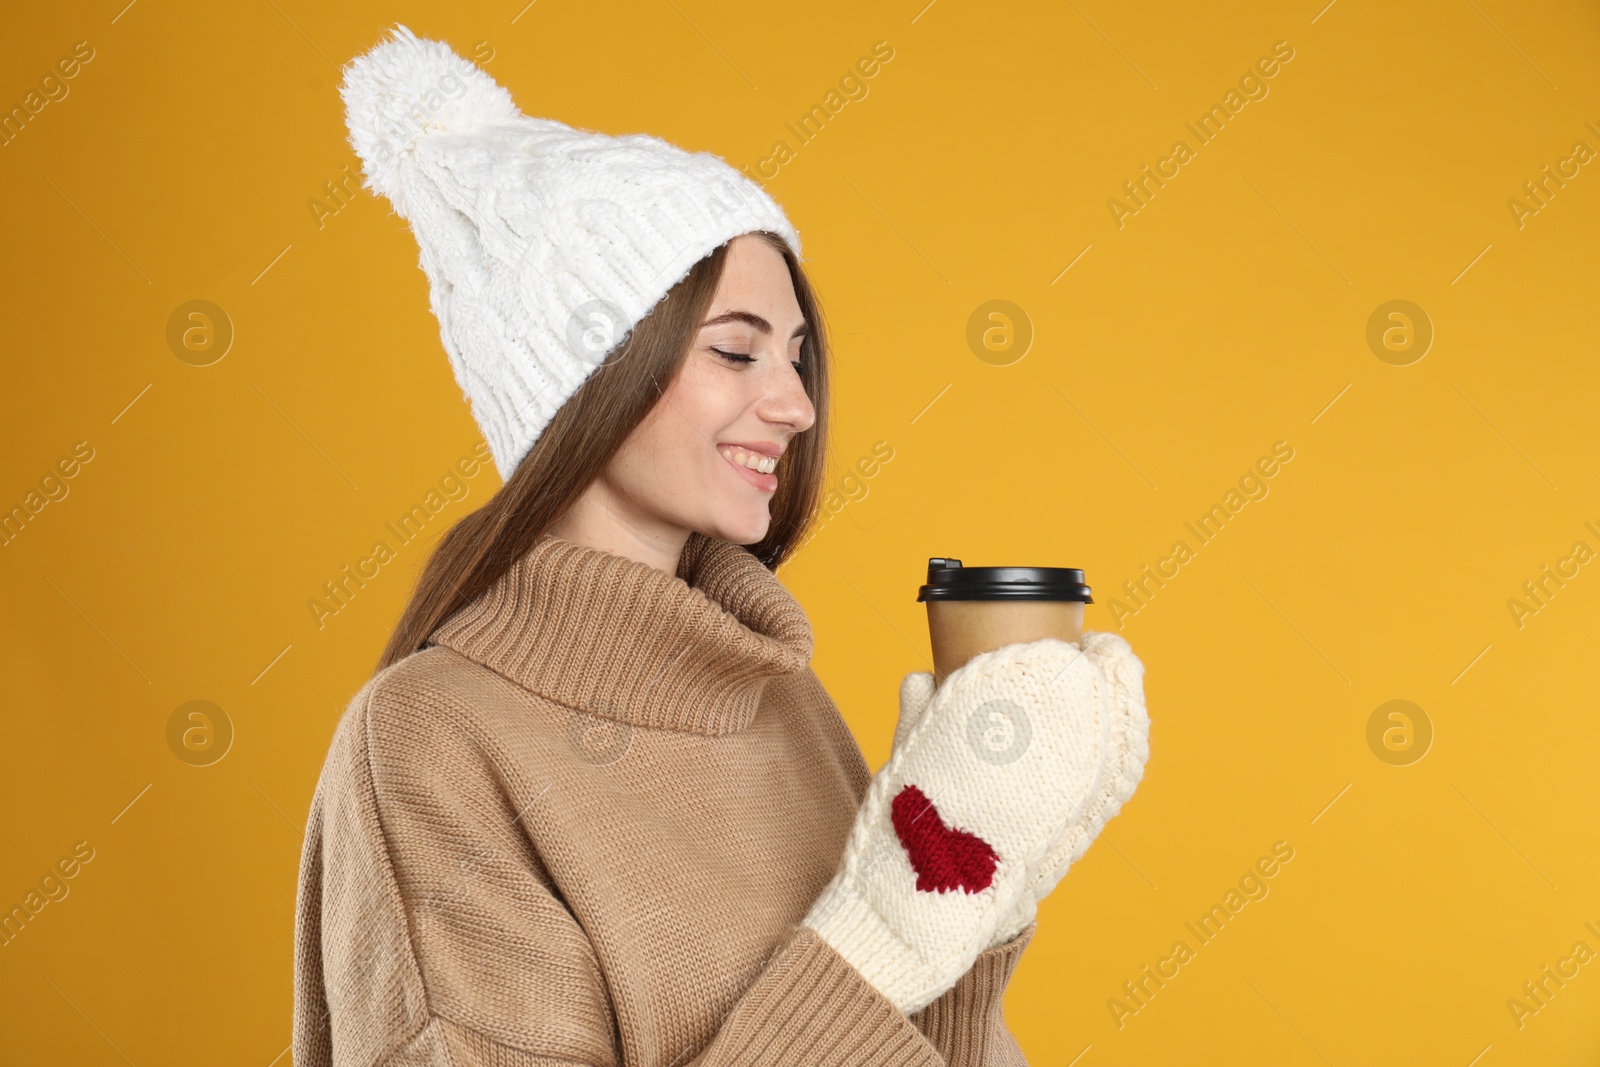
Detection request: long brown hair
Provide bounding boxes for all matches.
[374,231,831,674]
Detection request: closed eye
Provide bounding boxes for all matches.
[712,347,807,376]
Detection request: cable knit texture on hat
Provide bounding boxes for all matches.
[339,24,803,479]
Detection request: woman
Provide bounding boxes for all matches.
[294,25,1150,1067]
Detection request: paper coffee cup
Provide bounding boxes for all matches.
[917,557,1093,687]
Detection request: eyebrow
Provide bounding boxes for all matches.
[700,310,808,340]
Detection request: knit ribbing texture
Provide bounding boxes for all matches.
[293,531,1035,1065]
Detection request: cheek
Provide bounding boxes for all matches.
[615,411,689,488]
[621,381,723,486]
[662,363,742,452]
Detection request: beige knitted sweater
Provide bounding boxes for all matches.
[292,531,1036,1066]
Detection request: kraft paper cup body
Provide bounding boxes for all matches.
[926,599,1085,687]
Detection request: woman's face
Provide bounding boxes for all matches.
[589,234,815,556]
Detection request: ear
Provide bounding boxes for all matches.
[893,671,938,752]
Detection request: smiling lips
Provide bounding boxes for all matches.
[717,443,779,493]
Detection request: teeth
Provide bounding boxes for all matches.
[720,446,778,474]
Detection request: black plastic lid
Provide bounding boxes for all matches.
[916,557,1093,603]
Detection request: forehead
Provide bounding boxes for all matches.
[706,236,803,321]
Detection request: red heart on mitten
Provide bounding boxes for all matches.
[890,783,999,894]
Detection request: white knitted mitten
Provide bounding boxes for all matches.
[802,637,1124,1014]
[990,630,1148,945]
[885,633,1150,951]
[891,670,939,753]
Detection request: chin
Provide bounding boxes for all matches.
[706,506,771,546]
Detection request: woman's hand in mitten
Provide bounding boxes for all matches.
[892,670,937,753]
[886,637,1152,952]
[801,637,1117,1015]
[984,629,1150,947]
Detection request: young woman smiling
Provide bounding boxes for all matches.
[293,25,1150,1067]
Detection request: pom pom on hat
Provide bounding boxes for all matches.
[336,24,802,480]
[339,24,520,214]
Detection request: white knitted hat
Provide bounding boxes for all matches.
[338,23,803,479]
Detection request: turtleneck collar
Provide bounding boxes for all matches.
[425,531,814,736]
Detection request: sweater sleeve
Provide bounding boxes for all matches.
[293,677,977,1067]
[907,923,1036,1066]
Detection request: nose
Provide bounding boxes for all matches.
[757,356,816,434]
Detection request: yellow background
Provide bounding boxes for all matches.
[2,0,1597,1062]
